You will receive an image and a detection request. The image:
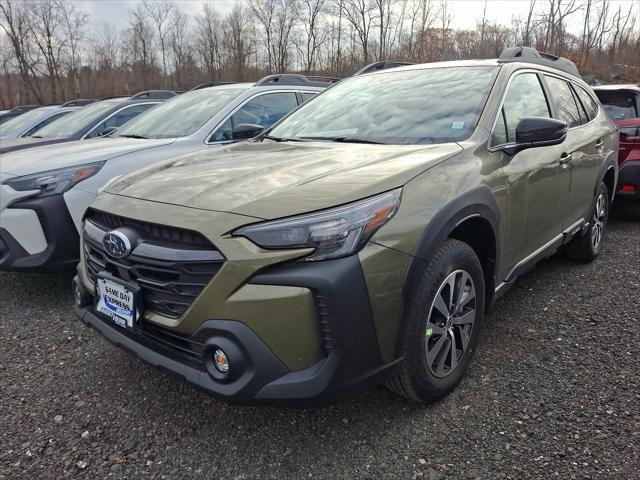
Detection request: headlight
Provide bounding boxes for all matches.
[2,162,104,197]
[234,189,401,262]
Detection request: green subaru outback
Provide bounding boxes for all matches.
[73,47,618,404]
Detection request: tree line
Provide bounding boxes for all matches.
[0,0,638,108]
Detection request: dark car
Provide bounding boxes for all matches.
[0,91,175,155]
[593,85,640,199]
[0,105,40,125]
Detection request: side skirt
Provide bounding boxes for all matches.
[493,218,585,302]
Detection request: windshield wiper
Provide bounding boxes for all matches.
[300,136,388,145]
[119,134,149,139]
[262,134,305,142]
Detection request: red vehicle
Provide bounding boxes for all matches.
[593,85,640,199]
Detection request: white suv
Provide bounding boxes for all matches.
[0,76,327,270]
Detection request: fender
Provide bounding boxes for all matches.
[395,186,501,359]
[402,185,501,302]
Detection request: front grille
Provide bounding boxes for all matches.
[88,210,211,248]
[83,210,224,319]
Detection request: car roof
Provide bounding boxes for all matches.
[194,82,325,94]
[592,84,640,92]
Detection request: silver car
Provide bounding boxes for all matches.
[0,105,80,139]
[0,76,328,270]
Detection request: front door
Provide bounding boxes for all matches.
[492,71,571,259]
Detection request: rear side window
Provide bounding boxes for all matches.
[300,92,318,103]
[493,73,551,146]
[545,76,582,127]
[574,86,599,120]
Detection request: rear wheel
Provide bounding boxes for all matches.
[387,239,485,403]
[565,182,609,263]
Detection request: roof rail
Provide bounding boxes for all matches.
[61,99,96,107]
[306,75,342,83]
[99,95,129,101]
[10,105,39,112]
[130,90,177,100]
[354,60,415,76]
[190,81,238,91]
[498,46,580,78]
[254,74,337,88]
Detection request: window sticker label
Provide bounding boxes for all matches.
[451,121,465,130]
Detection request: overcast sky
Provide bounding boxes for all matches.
[75,0,640,32]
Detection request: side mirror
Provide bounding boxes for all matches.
[99,126,118,137]
[505,117,567,154]
[232,123,265,140]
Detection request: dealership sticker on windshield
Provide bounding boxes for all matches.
[95,277,138,328]
[451,121,465,130]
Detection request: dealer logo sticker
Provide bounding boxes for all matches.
[103,230,132,259]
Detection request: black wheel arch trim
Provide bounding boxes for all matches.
[597,151,618,203]
[398,186,500,356]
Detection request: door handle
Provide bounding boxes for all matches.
[595,139,604,150]
[559,152,573,165]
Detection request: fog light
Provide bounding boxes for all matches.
[213,349,229,374]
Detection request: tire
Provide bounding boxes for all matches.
[387,239,485,403]
[565,182,609,263]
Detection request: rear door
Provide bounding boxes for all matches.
[542,75,604,232]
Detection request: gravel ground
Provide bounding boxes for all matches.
[1,201,639,480]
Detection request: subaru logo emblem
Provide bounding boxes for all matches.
[103,230,132,259]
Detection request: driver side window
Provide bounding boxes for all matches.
[493,73,551,146]
[210,92,298,142]
[86,104,156,139]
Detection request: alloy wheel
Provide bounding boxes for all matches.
[591,193,606,250]
[425,269,477,378]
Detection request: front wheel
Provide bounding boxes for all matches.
[565,182,609,263]
[387,239,485,403]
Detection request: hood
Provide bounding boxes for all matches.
[0,136,68,155]
[107,140,462,219]
[0,137,176,176]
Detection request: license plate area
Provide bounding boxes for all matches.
[94,273,142,329]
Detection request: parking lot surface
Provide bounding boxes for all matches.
[1,202,638,480]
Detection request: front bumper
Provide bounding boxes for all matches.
[73,253,402,404]
[617,160,640,199]
[0,194,79,271]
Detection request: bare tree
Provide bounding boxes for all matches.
[251,0,297,73]
[340,0,378,63]
[127,4,158,89]
[578,0,612,69]
[144,0,174,86]
[0,0,43,102]
[1,0,640,108]
[168,8,190,88]
[195,3,224,79]
[294,0,329,73]
[223,4,254,81]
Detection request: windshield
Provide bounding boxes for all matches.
[0,108,55,138]
[34,100,120,138]
[270,66,498,144]
[116,88,248,139]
